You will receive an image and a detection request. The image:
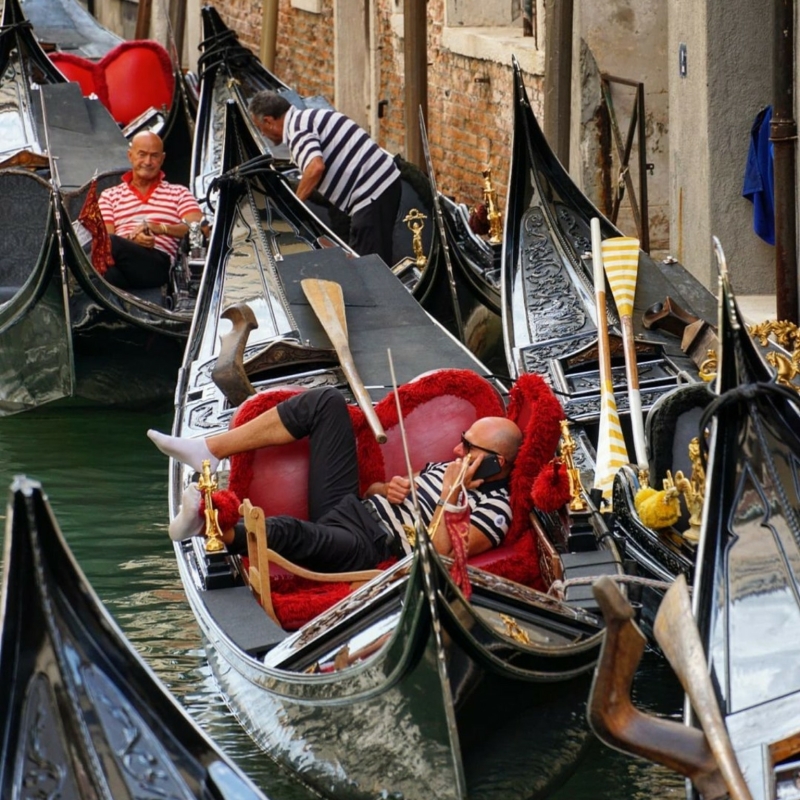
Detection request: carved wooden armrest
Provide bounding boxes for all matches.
[240,499,382,622]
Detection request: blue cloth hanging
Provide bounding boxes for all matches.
[742,105,775,245]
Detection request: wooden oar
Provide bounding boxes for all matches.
[590,218,629,501]
[301,278,387,443]
[654,575,754,800]
[601,236,648,473]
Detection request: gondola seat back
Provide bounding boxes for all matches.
[227,369,506,522]
[50,40,174,126]
[0,171,52,301]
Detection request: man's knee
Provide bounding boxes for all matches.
[279,386,348,438]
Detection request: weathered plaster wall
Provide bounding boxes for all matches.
[574,0,670,256]
[669,0,774,292]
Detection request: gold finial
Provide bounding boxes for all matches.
[699,349,717,382]
[198,459,225,552]
[673,436,706,544]
[403,208,427,268]
[559,419,588,511]
[482,168,503,244]
[498,614,532,644]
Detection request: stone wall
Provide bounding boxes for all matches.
[206,0,543,212]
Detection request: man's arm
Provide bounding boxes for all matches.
[295,156,325,201]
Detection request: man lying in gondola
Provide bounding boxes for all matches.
[148,388,522,572]
[98,131,203,290]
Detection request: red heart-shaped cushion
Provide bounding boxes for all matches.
[50,40,174,126]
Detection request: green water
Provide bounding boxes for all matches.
[0,404,685,799]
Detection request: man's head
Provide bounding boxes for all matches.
[454,417,522,481]
[249,90,291,144]
[128,132,165,184]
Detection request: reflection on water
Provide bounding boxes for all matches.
[0,406,685,799]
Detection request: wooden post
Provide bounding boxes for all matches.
[260,0,279,72]
[772,0,798,323]
[135,0,153,40]
[168,0,187,66]
[403,0,428,170]
[543,0,573,166]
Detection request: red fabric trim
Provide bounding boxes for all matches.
[532,459,571,513]
[77,179,114,275]
[506,373,565,545]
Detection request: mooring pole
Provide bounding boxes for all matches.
[403,0,428,170]
[772,0,798,323]
[543,0,573,166]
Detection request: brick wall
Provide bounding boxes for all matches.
[209,0,543,213]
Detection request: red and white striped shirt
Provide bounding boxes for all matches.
[98,171,201,260]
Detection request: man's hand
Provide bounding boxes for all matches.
[440,455,484,502]
[129,220,156,248]
[385,475,412,504]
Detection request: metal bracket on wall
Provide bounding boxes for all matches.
[600,74,650,253]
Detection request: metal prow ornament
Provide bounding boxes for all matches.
[403,208,427,268]
[558,420,588,512]
[198,460,225,552]
[482,168,503,244]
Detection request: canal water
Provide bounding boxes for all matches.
[0,403,686,799]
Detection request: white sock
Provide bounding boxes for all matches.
[147,430,219,473]
[169,483,204,541]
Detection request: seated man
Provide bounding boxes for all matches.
[98,131,203,290]
[148,388,522,573]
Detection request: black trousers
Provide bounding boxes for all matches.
[238,388,392,572]
[105,235,171,290]
[349,177,401,267]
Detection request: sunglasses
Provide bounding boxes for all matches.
[460,432,500,458]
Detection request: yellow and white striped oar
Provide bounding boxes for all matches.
[601,236,648,473]
[591,219,630,501]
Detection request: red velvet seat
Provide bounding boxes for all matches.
[225,369,564,627]
[50,40,174,126]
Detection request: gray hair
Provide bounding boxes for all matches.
[249,90,291,120]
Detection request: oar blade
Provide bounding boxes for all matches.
[593,387,629,499]
[601,237,640,319]
[301,279,348,342]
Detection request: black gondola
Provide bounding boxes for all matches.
[0,0,203,413]
[160,99,612,800]
[0,475,271,800]
[587,242,800,800]
[500,56,724,624]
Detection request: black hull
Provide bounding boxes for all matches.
[165,103,605,799]
[0,477,270,800]
[685,256,800,800]
[0,0,196,413]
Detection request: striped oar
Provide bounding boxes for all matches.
[591,219,629,501]
[601,235,649,475]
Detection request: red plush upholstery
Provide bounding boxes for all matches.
[50,40,174,126]
[228,369,564,626]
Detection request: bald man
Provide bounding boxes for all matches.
[98,132,203,290]
[149,387,522,572]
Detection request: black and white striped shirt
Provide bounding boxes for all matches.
[368,462,512,549]
[283,106,400,215]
